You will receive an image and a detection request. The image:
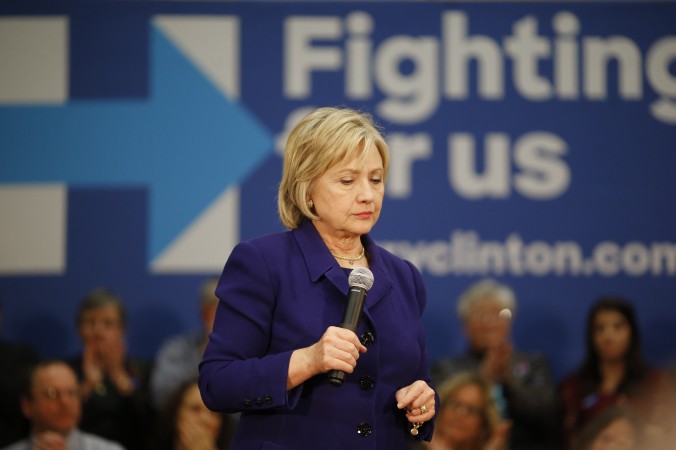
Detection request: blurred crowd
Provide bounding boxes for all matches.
[1,277,674,450]
[420,279,675,450]
[0,278,236,450]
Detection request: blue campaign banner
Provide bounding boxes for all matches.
[1,1,675,380]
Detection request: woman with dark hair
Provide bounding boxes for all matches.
[153,379,235,450]
[571,406,643,450]
[560,296,674,447]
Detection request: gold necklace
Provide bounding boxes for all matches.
[331,246,365,265]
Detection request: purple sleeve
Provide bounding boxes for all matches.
[198,241,302,413]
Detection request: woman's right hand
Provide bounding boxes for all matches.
[287,326,367,389]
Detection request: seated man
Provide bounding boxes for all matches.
[431,278,561,450]
[1,360,125,450]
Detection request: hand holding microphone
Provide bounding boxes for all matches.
[328,267,374,386]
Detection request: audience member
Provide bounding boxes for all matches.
[67,288,153,450]
[431,278,560,450]
[0,302,40,447]
[412,371,510,450]
[570,405,642,450]
[0,359,125,450]
[153,379,235,450]
[151,277,219,410]
[560,296,674,448]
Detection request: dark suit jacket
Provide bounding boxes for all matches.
[67,355,154,450]
[199,221,434,450]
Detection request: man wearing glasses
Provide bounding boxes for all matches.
[1,360,125,450]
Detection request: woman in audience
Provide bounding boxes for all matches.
[414,371,510,450]
[154,379,235,450]
[571,405,642,450]
[560,296,674,447]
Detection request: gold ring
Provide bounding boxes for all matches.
[419,404,427,414]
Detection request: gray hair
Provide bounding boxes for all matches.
[457,278,517,322]
[77,287,127,328]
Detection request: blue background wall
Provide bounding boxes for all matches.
[1,1,675,382]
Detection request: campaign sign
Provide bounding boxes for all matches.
[1,2,675,380]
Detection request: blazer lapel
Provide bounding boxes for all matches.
[293,222,348,295]
[361,234,393,309]
[292,222,393,308]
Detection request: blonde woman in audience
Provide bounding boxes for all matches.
[413,372,510,450]
[153,379,235,450]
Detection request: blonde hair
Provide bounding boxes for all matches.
[277,107,390,230]
[436,371,501,446]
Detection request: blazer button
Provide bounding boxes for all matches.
[254,397,263,406]
[356,422,373,437]
[359,375,375,390]
[242,399,253,408]
[360,331,375,347]
[264,395,273,405]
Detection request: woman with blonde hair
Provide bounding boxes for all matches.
[416,372,510,450]
[199,107,436,450]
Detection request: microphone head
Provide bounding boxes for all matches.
[348,267,374,291]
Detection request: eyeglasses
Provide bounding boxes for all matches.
[38,386,80,401]
[444,399,484,416]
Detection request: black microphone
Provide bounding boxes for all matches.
[328,267,374,386]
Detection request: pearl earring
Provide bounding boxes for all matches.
[308,199,313,209]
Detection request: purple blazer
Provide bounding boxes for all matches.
[199,221,434,450]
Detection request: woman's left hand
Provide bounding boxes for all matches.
[395,380,436,424]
